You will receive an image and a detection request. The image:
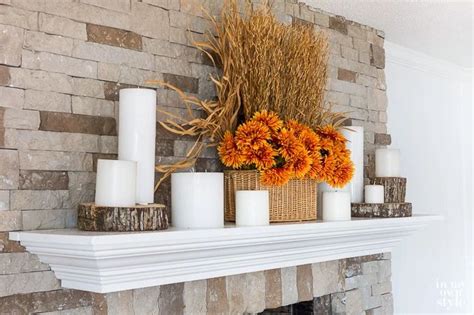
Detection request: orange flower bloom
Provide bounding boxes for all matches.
[253,110,283,133]
[260,164,292,186]
[235,120,271,150]
[289,148,312,178]
[276,128,304,160]
[248,142,277,170]
[218,131,244,168]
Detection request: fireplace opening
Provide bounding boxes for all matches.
[260,295,331,315]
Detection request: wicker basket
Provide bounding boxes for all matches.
[224,170,317,222]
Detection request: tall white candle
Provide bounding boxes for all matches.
[171,172,224,229]
[365,185,384,203]
[322,191,351,221]
[235,190,269,227]
[375,148,401,177]
[341,126,364,203]
[118,88,157,204]
[95,159,137,207]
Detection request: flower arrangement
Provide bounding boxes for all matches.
[148,0,350,190]
[219,111,354,187]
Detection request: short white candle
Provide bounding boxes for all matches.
[322,191,351,221]
[119,88,156,204]
[365,185,384,203]
[235,190,269,227]
[375,148,401,177]
[171,172,224,229]
[95,159,137,207]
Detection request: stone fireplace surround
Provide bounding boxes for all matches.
[0,0,407,313]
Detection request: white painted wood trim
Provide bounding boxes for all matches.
[10,215,441,293]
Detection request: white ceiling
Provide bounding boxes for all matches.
[303,0,473,68]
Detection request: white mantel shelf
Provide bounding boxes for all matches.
[10,215,441,293]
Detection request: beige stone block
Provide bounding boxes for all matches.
[130,2,169,39]
[326,91,350,106]
[0,6,38,30]
[97,63,120,82]
[0,87,24,109]
[174,140,216,159]
[0,252,49,274]
[73,40,154,71]
[348,24,367,40]
[206,277,228,314]
[9,68,73,94]
[24,31,74,56]
[245,272,265,313]
[357,74,378,87]
[314,11,329,27]
[297,264,313,302]
[379,112,388,123]
[226,274,246,313]
[14,1,131,30]
[0,149,18,189]
[71,78,104,98]
[38,13,87,40]
[41,306,94,315]
[158,283,185,315]
[328,29,352,48]
[3,109,40,130]
[329,79,367,97]
[367,30,384,47]
[72,96,114,118]
[359,51,371,65]
[23,51,97,79]
[99,63,161,88]
[16,130,101,152]
[0,24,23,66]
[19,150,93,171]
[345,289,364,314]
[169,27,187,45]
[24,90,71,113]
[361,261,379,274]
[341,46,358,61]
[350,95,367,109]
[183,280,206,315]
[312,260,344,297]
[143,0,169,9]
[368,88,387,110]
[106,291,134,315]
[354,38,371,52]
[156,55,192,77]
[265,269,282,309]
[0,270,60,297]
[99,136,118,154]
[372,280,392,296]
[130,287,161,315]
[68,171,96,208]
[345,273,378,290]
[0,190,9,210]
[281,266,298,306]
[11,190,71,210]
[81,0,131,12]
[0,210,21,231]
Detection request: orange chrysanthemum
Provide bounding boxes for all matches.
[289,148,312,178]
[248,142,277,170]
[253,110,283,133]
[260,164,292,186]
[235,120,271,150]
[317,125,346,144]
[276,128,305,160]
[218,131,244,168]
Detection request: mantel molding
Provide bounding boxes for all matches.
[10,215,441,293]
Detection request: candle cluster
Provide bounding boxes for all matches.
[95,89,157,207]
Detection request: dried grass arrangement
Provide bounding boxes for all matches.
[148,0,345,189]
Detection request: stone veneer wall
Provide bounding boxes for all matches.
[0,0,391,313]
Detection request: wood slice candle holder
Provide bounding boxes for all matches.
[351,202,412,218]
[371,177,406,203]
[78,203,169,232]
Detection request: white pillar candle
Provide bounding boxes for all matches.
[341,126,364,203]
[375,148,401,177]
[235,190,269,227]
[118,88,157,204]
[317,182,349,219]
[171,172,224,229]
[95,159,137,207]
[322,191,351,221]
[365,185,384,203]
